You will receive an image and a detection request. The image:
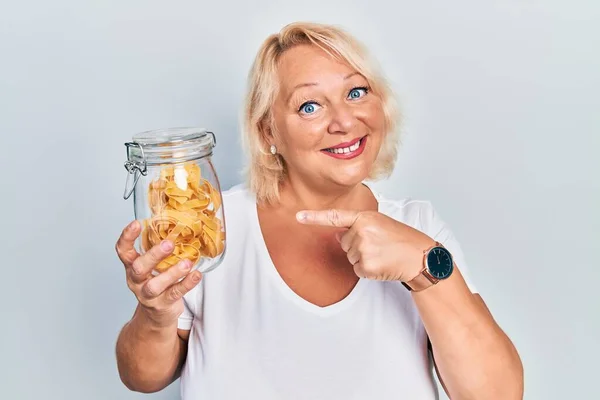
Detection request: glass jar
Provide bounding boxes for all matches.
[122,127,226,275]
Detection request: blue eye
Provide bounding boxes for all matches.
[348,87,368,99]
[299,102,320,114]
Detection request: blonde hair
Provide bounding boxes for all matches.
[242,21,401,205]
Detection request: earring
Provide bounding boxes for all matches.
[270,144,277,155]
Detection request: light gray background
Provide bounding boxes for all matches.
[1,1,598,399]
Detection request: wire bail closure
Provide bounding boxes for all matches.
[122,130,216,200]
[123,142,148,200]
[208,131,216,147]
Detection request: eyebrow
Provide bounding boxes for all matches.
[286,72,362,104]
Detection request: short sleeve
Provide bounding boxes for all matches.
[419,201,479,294]
[177,281,203,330]
[177,298,194,330]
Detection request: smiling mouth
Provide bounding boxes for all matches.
[322,136,365,154]
[320,135,368,160]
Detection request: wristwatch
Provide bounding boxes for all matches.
[402,241,454,292]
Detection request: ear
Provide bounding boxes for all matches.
[259,116,273,140]
[263,126,273,141]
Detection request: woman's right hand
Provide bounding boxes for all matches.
[115,220,202,328]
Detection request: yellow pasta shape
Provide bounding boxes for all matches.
[141,163,225,273]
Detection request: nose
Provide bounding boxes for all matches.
[327,102,357,135]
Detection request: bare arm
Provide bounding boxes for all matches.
[414,268,524,400]
[116,306,191,393]
[114,220,202,393]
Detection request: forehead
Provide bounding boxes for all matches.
[277,44,357,90]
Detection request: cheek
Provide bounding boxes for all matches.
[360,103,386,158]
[360,101,386,132]
[281,115,327,151]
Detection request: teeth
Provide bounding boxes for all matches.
[327,138,362,154]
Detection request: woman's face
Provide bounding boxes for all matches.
[270,44,386,190]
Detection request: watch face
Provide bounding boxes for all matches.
[426,247,454,279]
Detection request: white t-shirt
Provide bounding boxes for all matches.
[178,184,478,400]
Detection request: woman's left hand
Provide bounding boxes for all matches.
[296,209,435,282]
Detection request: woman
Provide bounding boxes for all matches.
[115,22,524,399]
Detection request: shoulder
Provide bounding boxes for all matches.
[220,183,254,214]
[372,190,440,235]
[378,195,435,219]
[219,183,256,235]
[222,183,252,201]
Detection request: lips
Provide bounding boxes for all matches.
[323,136,363,150]
[320,135,367,159]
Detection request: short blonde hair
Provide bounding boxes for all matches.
[242,21,401,205]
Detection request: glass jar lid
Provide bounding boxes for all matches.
[122,127,217,200]
[125,127,216,166]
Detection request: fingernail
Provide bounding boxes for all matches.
[296,211,307,222]
[179,260,191,270]
[192,272,201,282]
[127,220,138,231]
[161,240,173,251]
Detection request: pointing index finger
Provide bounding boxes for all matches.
[296,209,360,228]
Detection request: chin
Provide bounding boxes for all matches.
[326,164,371,187]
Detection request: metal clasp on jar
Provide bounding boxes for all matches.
[123,142,148,200]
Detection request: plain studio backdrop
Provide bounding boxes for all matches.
[1,1,598,399]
